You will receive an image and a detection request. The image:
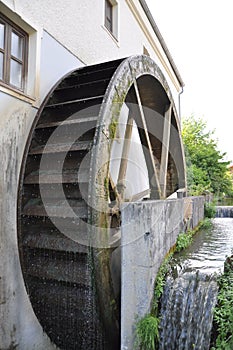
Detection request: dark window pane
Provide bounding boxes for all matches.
[0,52,3,79]
[11,31,23,60]
[10,59,22,88]
[0,23,4,49]
[105,0,113,32]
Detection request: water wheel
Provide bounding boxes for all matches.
[18,55,186,350]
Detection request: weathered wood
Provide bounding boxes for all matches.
[36,116,98,129]
[23,231,88,254]
[23,199,87,218]
[45,94,104,108]
[117,116,134,198]
[29,140,92,155]
[159,104,172,198]
[24,168,89,184]
[24,253,90,286]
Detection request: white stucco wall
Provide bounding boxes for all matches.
[0,0,182,111]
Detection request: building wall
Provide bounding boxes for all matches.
[0,0,182,110]
[0,1,184,348]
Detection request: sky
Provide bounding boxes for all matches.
[147,0,233,164]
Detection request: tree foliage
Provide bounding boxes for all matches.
[182,116,233,197]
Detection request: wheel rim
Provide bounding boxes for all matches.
[89,55,186,343]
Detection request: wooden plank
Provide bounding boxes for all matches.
[45,94,104,108]
[36,116,98,129]
[23,231,88,253]
[24,254,90,286]
[55,78,109,91]
[23,199,87,219]
[24,168,90,184]
[29,140,92,155]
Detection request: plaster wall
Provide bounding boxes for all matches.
[0,0,182,113]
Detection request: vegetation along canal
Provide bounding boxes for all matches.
[158,217,233,350]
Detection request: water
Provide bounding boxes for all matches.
[159,218,233,350]
[173,218,233,275]
[217,198,233,206]
[216,206,233,218]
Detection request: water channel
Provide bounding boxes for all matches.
[158,217,233,350]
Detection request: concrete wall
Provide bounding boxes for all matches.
[183,196,205,230]
[120,196,205,350]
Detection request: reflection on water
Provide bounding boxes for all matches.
[217,197,233,206]
[173,218,233,274]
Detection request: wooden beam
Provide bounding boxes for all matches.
[159,104,172,198]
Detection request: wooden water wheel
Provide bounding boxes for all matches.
[18,55,186,349]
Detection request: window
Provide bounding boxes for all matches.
[104,0,118,39]
[105,0,113,33]
[0,14,28,91]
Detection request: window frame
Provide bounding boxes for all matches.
[0,13,28,92]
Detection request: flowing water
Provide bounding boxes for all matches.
[216,206,233,218]
[159,218,233,350]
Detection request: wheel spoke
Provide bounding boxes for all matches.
[116,114,134,199]
[159,104,172,198]
[131,188,150,202]
[132,78,161,199]
[109,174,121,203]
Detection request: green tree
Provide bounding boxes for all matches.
[182,116,233,197]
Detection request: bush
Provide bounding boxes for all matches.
[199,217,213,229]
[211,255,233,349]
[175,232,193,252]
[135,315,159,350]
[204,202,216,218]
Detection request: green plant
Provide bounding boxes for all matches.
[153,255,172,305]
[109,118,118,139]
[204,202,216,218]
[182,116,233,197]
[135,223,207,349]
[199,217,213,229]
[135,314,159,350]
[175,232,193,252]
[211,256,233,349]
[135,254,172,349]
